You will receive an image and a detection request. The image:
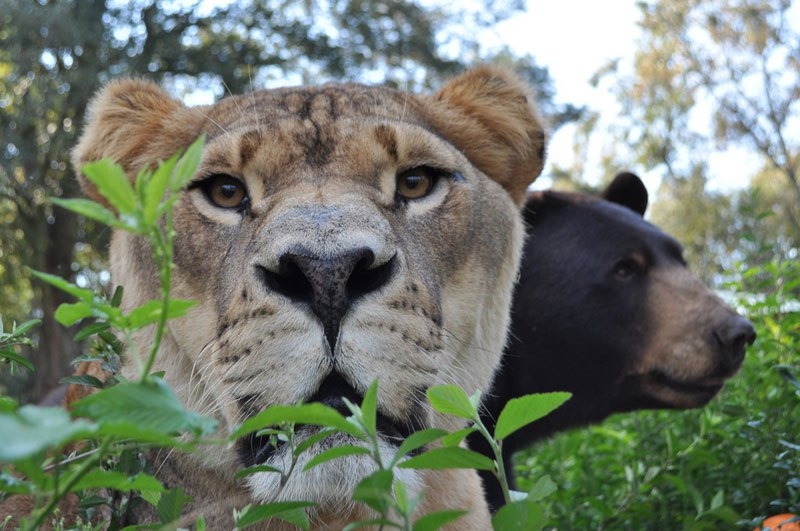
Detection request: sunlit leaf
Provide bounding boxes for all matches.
[390,428,447,467]
[235,501,314,529]
[125,299,196,329]
[426,385,476,420]
[232,403,359,439]
[398,447,494,471]
[0,406,97,461]
[491,499,546,530]
[526,474,557,502]
[412,509,467,531]
[360,380,379,438]
[72,377,217,438]
[494,392,571,441]
[80,158,137,215]
[350,469,394,513]
[54,301,95,326]
[30,270,96,303]
[72,469,164,493]
[52,197,120,227]
[303,444,371,471]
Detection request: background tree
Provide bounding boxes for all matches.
[565,0,799,281]
[0,0,576,400]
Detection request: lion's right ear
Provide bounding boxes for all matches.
[71,79,204,204]
[425,66,547,206]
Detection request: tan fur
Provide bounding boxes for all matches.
[636,265,745,408]
[69,67,545,528]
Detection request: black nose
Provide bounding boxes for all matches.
[258,247,394,350]
[714,315,756,368]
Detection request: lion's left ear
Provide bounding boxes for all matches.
[425,66,547,206]
[71,78,205,206]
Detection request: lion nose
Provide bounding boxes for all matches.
[714,315,756,369]
[258,247,395,350]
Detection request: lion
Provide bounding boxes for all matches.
[67,66,546,529]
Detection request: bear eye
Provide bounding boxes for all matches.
[613,256,645,280]
[396,167,439,201]
[198,174,249,210]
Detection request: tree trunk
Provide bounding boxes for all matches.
[28,201,82,402]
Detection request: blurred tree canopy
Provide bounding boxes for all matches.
[0,0,578,400]
[555,0,799,283]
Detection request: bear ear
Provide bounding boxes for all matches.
[71,78,205,205]
[601,172,648,216]
[425,66,547,206]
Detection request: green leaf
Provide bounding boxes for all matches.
[439,427,477,447]
[426,385,476,420]
[72,469,164,493]
[494,392,571,441]
[360,379,379,437]
[157,487,192,524]
[141,156,177,225]
[73,321,111,342]
[413,510,467,531]
[80,158,137,215]
[0,406,97,461]
[60,374,106,389]
[389,428,448,467]
[398,447,494,471]
[232,403,359,439]
[526,475,557,502]
[30,270,96,303]
[52,197,120,227]
[0,349,35,371]
[303,444,371,471]
[71,377,217,438]
[111,285,124,307]
[491,499,546,530]
[55,301,95,326]
[171,136,205,190]
[350,469,394,513]
[125,299,196,329]
[235,501,314,529]
[8,319,41,338]
[0,396,18,412]
[293,427,338,456]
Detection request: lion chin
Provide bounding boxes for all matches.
[71,65,546,529]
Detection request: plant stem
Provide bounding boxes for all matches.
[473,416,512,504]
[141,214,174,379]
[25,438,112,531]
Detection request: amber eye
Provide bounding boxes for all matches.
[202,175,248,210]
[396,167,438,201]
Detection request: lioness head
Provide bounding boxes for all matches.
[72,67,545,527]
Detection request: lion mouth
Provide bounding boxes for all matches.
[238,373,422,467]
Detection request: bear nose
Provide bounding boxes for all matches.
[258,247,395,350]
[714,315,756,369]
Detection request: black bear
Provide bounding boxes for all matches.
[472,172,756,510]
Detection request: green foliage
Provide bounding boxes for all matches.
[0,320,39,373]
[514,257,800,530]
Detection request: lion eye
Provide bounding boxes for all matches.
[396,167,439,201]
[201,175,249,210]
